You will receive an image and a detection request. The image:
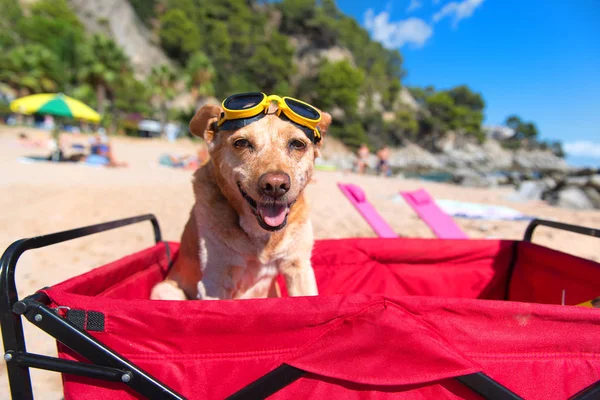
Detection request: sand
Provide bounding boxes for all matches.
[1,126,599,398]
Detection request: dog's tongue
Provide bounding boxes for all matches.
[258,203,288,227]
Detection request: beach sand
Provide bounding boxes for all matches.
[1,126,599,398]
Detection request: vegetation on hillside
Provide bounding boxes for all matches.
[0,0,561,156]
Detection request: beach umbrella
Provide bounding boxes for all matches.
[9,93,101,123]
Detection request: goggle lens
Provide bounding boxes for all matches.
[284,98,320,120]
[223,92,264,110]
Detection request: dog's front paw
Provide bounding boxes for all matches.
[150,280,188,300]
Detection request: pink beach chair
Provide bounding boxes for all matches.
[400,188,469,239]
[337,183,398,238]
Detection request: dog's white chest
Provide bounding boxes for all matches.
[232,258,278,299]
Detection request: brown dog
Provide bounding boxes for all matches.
[150,104,331,300]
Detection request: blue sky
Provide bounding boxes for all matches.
[336,0,600,167]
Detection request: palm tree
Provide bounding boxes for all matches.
[185,51,215,111]
[78,34,128,116]
[1,44,59,95]
[149,64,177,137]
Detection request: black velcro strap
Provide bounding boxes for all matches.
[66,309,86,330]
[86,311,105,332]
[66,309,105,332]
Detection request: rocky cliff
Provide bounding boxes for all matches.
[68,0,172,79]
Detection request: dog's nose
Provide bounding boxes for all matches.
[259,172,291,198]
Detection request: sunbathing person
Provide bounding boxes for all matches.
[86,135,128,168]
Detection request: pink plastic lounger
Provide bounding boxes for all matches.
[337,183,397,238]
[401,188,469,239]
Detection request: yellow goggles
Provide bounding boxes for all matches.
[216,92,322,143]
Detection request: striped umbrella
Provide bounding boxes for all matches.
[10,93,101,123]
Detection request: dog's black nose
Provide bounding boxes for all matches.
[259,172,291,198]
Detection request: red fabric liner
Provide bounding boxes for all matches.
[509,241,600,305]
[44,238,600,399]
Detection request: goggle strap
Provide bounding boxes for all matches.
[279,113,321,144]
[215,113,266,132]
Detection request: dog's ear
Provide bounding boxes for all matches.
[189,105,222,143]
[315,111,332,149]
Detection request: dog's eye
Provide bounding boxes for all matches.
[234,139,251,149]
[289,140,307,150]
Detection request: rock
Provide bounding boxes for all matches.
[583,187,600,209]
[396,87,421,112]
[557,187,595,210]
[513,150,569,172]
[289,35,355,86]
[508,181,546,202]
[550,171,568,182]
[566,176,589,187]
[543,177,557,190]
[482,140,513,170]
[452,169,498,188]
[389,143,443,170]
[590,175,600,190]
[70,0,173,79]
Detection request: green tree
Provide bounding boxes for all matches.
[1,44,60,95]
[246,32,295,93]
[520,122,538,139]
[330,118,368,149]
[185,51,216,110]
[278,0,318,34]
[149,65,178,137]
[18,0,86,91]
[504,115,538,140]
[78,34,129,116]
[505,115,522,131]
[129,0,160,27]
[313,60,365,113]
[425,91,455,133]
[159,9,201,64]
[385,110,418,144]
[71,84,97,110]
[447,85,485,111]
[114,77,152,115]
[0,0,23,49]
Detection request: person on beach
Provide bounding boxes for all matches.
[86,134,128,168]
[376,146,391,177]
[356,143,370,174]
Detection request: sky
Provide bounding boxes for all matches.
[336,0,600,167]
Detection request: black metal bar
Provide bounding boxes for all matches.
[570,380,600,400]
[7,351,127,382]
[523,219,599,242]
[226,364,306,400]
[226,365,525,400]
[22,300,186,399]
[0,240,34,399]
[456,373,523,400]
[0,214,162,400]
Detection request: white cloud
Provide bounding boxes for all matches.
[364,10,433,49]
[433,0,485,27]
[406,0,422,12]
[564,141,600,159]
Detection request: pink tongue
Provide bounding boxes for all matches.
[259,203,288,227]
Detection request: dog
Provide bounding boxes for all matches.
[150,101,331,300]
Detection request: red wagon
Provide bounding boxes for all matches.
[1,214,599,400]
